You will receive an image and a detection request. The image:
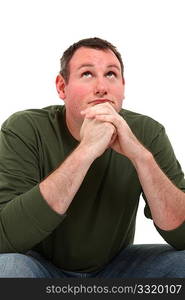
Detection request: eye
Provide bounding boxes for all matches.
[81,71,92,78]
[106,71,117,78]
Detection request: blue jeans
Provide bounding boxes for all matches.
[0,244,185,278]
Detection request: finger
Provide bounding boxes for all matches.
[81,111,107,119]
[83,110,115,119]
[80,110,86,115]
[109,134,117,146]
[95,114,120,128]
[81,110,95,119]
[81,102,116,116]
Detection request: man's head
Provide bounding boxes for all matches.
[56,37,125,136]
[59,37,124,83]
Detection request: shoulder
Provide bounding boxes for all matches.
[1,105,64,132]
[1,105,65,145]
[119,108,164,147]
[120,108,162,127]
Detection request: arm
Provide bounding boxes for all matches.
[39,144,94,214]
[39,118,116,214]
[82,103,185,247]
[0,121,63,253]
[0,112,115,253]
[132,147,185,230]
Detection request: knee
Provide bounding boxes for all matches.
[164,248,185,263]
[0,253,45,278]
[161,249,185,278]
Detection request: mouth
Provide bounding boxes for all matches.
[88,99,114,105]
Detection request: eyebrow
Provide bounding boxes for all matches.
[77,64,94,70]
[77,64,121,71]
[107,64,121,71]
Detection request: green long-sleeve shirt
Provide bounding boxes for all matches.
[0,105,185,272]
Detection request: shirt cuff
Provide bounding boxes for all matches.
[154,221,185,250]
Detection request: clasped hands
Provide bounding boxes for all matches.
[80,102,143,161]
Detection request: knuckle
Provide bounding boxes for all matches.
[104,122,111,128]
[104,122,114,131]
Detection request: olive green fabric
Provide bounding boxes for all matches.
[0,105,185,272]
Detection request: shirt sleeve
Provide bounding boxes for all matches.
[142,125,185,250]
[0,112,66,253]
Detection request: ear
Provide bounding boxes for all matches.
[122,77,125,99]
[122,76,125,86]
[56,74,67,99]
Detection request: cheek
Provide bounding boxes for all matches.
[112,84,124,99]
[65,84,91,117]
[68,83,91,100]
[112,84,125,110]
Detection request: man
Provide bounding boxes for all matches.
[0,37,185,278]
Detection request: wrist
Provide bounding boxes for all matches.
[130,145,153,169]
[76,142,98,164]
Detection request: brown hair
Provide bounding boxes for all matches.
[59,37,124,82]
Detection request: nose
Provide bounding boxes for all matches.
[94,77,108,97]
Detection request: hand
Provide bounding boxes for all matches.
[80,116,116,159]
[81,103,145,161]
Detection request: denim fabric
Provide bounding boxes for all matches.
[0,244,185,278]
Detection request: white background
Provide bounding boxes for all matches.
[0,0,185,244]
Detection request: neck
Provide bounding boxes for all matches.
[65,114,82,142]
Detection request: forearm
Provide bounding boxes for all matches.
[131,148,185,230]
[39,143,95,214]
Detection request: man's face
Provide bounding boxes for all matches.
[57,47,125,126]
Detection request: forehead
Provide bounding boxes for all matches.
[69,47,121,70]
